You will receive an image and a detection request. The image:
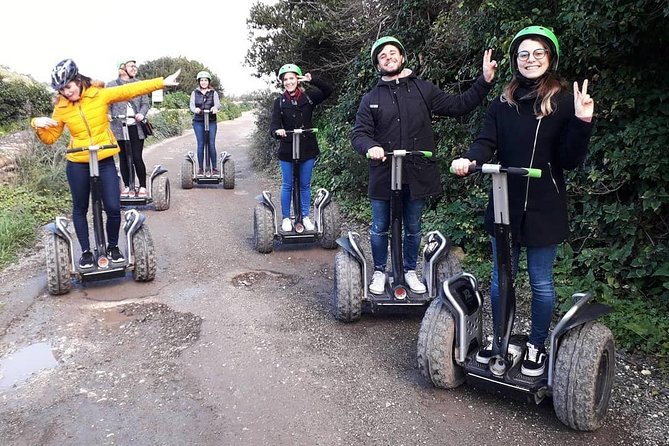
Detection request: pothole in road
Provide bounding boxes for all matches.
[231,270,299,289]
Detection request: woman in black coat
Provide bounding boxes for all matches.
[452,26,595,377]
[269,63,332,232]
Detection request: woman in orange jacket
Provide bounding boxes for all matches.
[32,59,180,268]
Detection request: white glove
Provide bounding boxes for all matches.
[164,69,181,87]
[34,117,58,128]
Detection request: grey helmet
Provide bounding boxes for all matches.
[51,59,78,90]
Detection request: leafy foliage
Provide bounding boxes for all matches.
[246,0,669,360]
[139,57,226,97]
[0,76,52,135]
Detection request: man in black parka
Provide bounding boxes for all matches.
[351,36,497,295]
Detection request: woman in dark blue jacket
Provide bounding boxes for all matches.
[269,64,333,232]
[452,26,595,377]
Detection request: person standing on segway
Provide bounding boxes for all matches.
[352,36,497,295]
[190,71,221,176]
[452,26,594,377]
[269,64,333,233]
[107,58,151,198]
[31,59,180,269]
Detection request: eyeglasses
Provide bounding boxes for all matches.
[516,48,550,62]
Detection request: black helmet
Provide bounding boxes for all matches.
[51,59,78,90]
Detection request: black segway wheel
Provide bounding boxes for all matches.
[132,225,156,282]
[253,204,274,253]
[319,202,341,249]
[223,158,235,189]
[44,232,72,295]
[180,158,193,189]
[152,174,170,211]
[333,250,363,322]
[416,298,465,388]
[553,321,615,431]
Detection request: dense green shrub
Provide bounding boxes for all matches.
[0,77,52,135]
[247,0,669,361]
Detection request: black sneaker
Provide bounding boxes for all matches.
[521,342,547,377]
[107,245,125,263]
[79,250,94,269]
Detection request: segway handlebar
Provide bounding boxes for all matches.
[450,163,541,178]
[366,150,433,159]
[285,128,318,134]
[66,144,118,154]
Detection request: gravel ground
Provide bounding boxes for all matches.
[341,220,669,446]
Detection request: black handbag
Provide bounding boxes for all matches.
[140,119,154,136]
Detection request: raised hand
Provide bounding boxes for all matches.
[298,72,312,82]
[164,69,181,87]
[574,79,594,122]
[482,48,498,83]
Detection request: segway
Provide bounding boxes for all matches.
[332,150,462,322]
[112,114,170,211]
[181,109,235,189]
[253,128,340,253]
[416,163,615,431]
[44,143,157,295]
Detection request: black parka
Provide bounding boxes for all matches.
[464,87,593,247]
[269,76,333,162]
[351,72,493,200]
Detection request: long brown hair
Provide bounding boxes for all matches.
[502,37,567,118]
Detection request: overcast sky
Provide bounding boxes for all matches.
[1,0,274,95]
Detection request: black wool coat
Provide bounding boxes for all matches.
[464,88,593,247]
[351,72,493,200]
[269,76,333,162]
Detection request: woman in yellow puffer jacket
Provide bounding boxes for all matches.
[31,59,180,269]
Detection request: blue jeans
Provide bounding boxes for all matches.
[193,120,217,169]
[370,189,425,272]
[490,237,558,347]
[66,158,121,251]
[279,158,316,219]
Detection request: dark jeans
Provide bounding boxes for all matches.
[279,158,316,219]
[118,125,147,188]
[370,188,425,272]
[490,238,558,347]
[193,120,218,169]
[66,158,121,251]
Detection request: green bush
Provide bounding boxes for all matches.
[0,77,52,135]
[246,0,669,361]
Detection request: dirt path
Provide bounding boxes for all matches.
[0,112,662,445]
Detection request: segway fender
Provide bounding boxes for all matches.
[336,231,368,301]
[48,217,76,269]
[313,188,332,235]
[441,272,484,364]
[149,165,168,179]
[185,151,196,165]
[123,209,146,265]
[220,151,232,163]
[548,292,612,388]
[422,230,451,298]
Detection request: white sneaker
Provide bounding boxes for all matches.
[302,216,315,231]
[369,271,386,295]
[121,187,130,198]
[281,218,292,232]
[404,270,426,293]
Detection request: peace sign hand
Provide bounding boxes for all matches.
[574,79,594,122]
[482,48,498,83]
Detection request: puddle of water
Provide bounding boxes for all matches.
[0,343,59,391]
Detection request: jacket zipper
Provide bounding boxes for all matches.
[547,162,560,194]
[78,103,95,146]
[524,118,542,211]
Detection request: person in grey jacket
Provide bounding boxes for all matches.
[107,58,151,198]
[351,36,497,295]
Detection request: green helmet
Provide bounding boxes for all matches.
[117,59,136,69]
[278,64,302,80]
[196,71,212,81]
[370,36,405,66]
[509,25,560,73]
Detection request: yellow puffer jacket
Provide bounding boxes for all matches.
[32,77,164,163]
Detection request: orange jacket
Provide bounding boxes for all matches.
[32,77,164,163]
